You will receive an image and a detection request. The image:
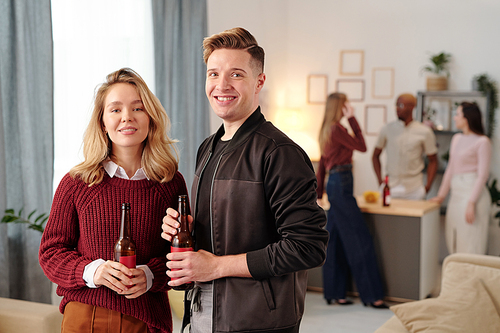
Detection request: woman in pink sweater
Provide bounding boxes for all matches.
[39,68,187,333]
[430,102,491,254]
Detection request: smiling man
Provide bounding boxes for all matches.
[161,27,328,333]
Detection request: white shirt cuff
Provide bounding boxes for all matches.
[83,259,106,288]
[83,260,153,291]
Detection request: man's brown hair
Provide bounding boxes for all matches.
[203,27,265,75]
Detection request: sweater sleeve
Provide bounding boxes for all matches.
[39,174,92,289]
[148,172,189,292]
[340,117,367,152]
[469,137,492,203]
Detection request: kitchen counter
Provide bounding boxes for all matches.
[308,196,441,300]
[357,196,440,300]
[356,196,439,217]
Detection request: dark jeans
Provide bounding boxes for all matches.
[322,169,384,304]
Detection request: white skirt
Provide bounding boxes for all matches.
[445,172,490,254]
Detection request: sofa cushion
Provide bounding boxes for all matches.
[390,277,500,333]
[441,261,500,316]
[0,297,63,333]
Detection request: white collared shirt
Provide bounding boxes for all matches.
[83,159,154,291]
[102,158,149,181]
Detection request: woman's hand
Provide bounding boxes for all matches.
[161,208,193,242]
[342,101,355,118]
[465,202,475,224]
[94,260,147,297]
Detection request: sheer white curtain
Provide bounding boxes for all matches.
[51,0,155,190]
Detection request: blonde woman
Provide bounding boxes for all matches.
[316,92,387,308]
[39,68,187,333]
[430,102,491,254]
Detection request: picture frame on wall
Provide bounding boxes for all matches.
[372,67,394,99]
[339,50,364,76]
[307,74,328,104]
[364,105,387,136]
[336,79,365,102]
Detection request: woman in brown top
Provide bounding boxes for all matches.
[316,92,387,308]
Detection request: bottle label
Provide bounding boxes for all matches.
[119,255,136,268]
[170,247,193,253]
[170,247,193,281]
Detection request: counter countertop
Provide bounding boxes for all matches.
[356,196,440,217]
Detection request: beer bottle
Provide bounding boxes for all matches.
[383,175,391,207]
[114,203,137,268]
[170,195,194,290]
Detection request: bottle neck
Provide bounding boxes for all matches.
[120,207,131,239]
[178,196,189,233]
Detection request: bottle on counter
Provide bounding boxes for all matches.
[170,194,194,291]
[383,175,391,207]
[114,202,137,268]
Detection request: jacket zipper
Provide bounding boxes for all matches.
[208,153,225,333]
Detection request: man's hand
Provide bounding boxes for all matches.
[161,208,193,242]
[428,196,444,205]
[166,250,251,287]
[166,250,221,286]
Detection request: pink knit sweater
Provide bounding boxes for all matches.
[39,172,188,333]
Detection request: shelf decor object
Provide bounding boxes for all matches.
[307,74,328,104]
[421,52,452,91]
[340,50,364,76]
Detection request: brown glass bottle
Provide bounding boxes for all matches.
[114,203,137,268]
[170,195,194,290]
[383,175,391,207]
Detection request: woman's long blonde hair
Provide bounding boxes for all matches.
[70,68,179,185]
[318,92,347,155]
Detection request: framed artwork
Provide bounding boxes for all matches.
[307,74,328,104]
[340,50,364,76]
[336,79,365,102]
[364,105,387,136]
[372,67,394,99]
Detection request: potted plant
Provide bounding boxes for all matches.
[473,73,498,138]
[488,179,500,256]
[422,52,452,91]
[1,208,62,304]
[1,208,48,233]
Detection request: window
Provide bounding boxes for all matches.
[51,0,154,191]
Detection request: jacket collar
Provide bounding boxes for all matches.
[210,106,266,153]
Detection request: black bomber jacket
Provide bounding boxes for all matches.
[186,107,328,333]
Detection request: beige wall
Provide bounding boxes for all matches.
[207,0,500,198]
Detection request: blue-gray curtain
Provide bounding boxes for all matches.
[0,0,54,303]
[152,0,209,191]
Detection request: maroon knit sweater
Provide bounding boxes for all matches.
[39,171,188,333]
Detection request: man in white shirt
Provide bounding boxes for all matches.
[372,93,438,200]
